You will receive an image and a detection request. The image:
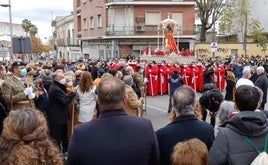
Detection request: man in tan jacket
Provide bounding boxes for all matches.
[2,61,39,110]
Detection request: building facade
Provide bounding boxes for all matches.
[52,14,81,62]
[74,0,196,60]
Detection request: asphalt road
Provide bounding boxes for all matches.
[143,94,171,131]
[143,92,214,131]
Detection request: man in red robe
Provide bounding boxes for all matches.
[145,61,159,96]
[196,63,204,92]
[159,61,168,95]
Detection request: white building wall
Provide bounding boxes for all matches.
[249,0,268,32]
[0,22,25,41]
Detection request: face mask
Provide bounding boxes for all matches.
[20,68,27,77]
[59,78,66,85]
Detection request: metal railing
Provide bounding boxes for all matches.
[106,24,196,36]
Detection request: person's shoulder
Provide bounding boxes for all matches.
[196,120,214,130]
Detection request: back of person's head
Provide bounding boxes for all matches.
[0,108,63,164]
[235,85,260,111]
[173,86,196,115]
[199,89,223,113]
[125,66,134,75]
[123,75,133,86]
[225,71,236,82]
[255,86,263,106]
[171,138,208,165]
[79,71,93,93]
[242,66,251,78]
[98,76,125,110]
[218,101,235,123]
[256,66,265,75]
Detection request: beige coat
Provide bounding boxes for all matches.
[124,85,143,116]
[2,75,39,110]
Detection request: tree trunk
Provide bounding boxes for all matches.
[199,25,207,42]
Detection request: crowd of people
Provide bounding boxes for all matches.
[0,54,267,164]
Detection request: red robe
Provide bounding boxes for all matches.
[189,65,198,91]
[181,65,191,87]
[145,64,159,96]
[159,64,168,95]
[196,65,204,92]
[216,65,225,90]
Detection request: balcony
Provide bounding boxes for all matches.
[106,24,195,36]
[105,0,195,4]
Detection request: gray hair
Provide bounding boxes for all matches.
[173,86,196,115]
[218,101,235,123]
[256,66,265,75]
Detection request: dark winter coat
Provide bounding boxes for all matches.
[46,81,76,125]
[68,110,160,165]
[255,73,268,109]
[168,74,183,95]
[209,111,268,165]
[156,115,215,165]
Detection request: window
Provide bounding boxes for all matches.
[172,13,183,27]
[145,11,161,25]
[83,18,87,30]
[90,16,94,29]
[97,15,102,28]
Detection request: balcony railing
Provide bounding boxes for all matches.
[106,25,195,36]
[105,0,194,3]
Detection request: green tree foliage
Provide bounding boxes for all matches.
[196,0,224,42]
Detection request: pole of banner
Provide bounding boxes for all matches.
[71,101,75,134]
[219,71,221,91]
[184,73,188,86]
[150,74,154,96]
[193,71,197,92]
[167,72,170,96]
[160,72,163,95]
[143,65,147,114]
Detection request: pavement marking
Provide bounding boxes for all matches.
[146,104,167,113]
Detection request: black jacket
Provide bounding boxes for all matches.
[46,81,75,125]
[156,115,215,165]
[255,73,268,109]
[68,110,160,165]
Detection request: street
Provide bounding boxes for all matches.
[143,95,170,130]
[144,92,214,130]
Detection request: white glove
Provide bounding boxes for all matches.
[28,93,35,100]
[143,77,148,84]
[24,87,33,96]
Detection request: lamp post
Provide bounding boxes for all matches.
[0,0,13,61]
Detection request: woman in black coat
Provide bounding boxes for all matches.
[224,71,236,101]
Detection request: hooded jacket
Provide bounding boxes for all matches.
[209,111,268,165]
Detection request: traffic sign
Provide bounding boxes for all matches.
[211,42,217,52]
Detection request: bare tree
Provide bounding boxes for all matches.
[196,0,224,42]
[219,0,262,42]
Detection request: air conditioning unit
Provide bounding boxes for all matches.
[136,25,145,32]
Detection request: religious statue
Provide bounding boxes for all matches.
[164,24,179,53]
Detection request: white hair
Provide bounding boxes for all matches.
[256,66,265,74]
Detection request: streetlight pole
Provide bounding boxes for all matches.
[0,0,13,61]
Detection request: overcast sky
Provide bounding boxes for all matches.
[0,0,73,43]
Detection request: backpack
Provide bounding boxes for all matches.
[243,133,268,165]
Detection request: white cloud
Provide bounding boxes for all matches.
[0,0,72,42]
